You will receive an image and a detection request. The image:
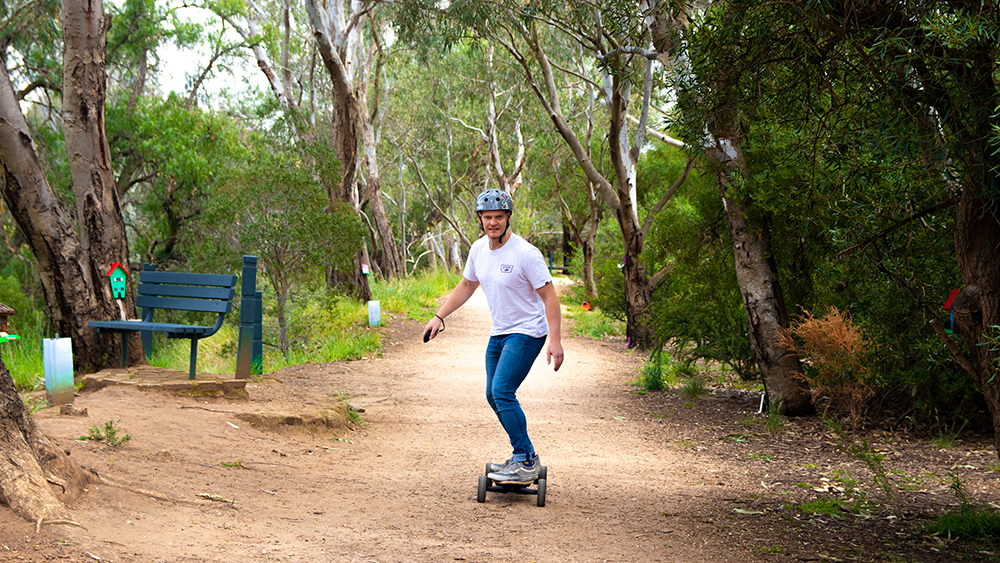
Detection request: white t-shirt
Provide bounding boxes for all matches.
[463,233,553,338]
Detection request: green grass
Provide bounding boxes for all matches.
[146,270,461,374]
[80,419,132,447]
[2,331,44,391]
[680,374,709,399]
[563,302,624,340]
[371,269,461,321]
[926,472,1000,540]
[630,352,704,393]
[927,507,1000,540]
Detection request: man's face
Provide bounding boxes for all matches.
[479,210,510,240]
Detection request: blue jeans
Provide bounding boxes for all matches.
[485,333,547,462]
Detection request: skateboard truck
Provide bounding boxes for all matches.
[477,464,547,507]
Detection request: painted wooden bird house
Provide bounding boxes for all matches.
[106,262,130,299]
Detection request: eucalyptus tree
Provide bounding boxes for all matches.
[0,0,139,370]
[673,0,1000,426]
[794,1,1000,453]
[671,1,812,413]
[405,0,693,348]
[379,42,542,269]
[297,0,403,288]
[204,0,402,289]
[0,0,124,525]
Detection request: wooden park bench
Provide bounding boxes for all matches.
[88,257,255,380]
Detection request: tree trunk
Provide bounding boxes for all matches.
[62,0,139,368]
[720,183,811,415]
[517,25,658,347]
[306,0,372,300]
[357,41,402,278]
[953,172,1000,455]
[0,351,90,523]
[696,2,811,416]
[0,63,133,372]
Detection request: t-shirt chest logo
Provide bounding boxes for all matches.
[499,264,514,274]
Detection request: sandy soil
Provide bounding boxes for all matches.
[1,286,997,562]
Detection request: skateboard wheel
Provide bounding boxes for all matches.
[477,475,488,503]
[536,478,546,507]
[539,465,547,481]
[485,462,493,476]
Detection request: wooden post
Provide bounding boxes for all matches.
[236,256,259,379]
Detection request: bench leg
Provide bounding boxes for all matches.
[121,333,129,369]
[189,338,199,380]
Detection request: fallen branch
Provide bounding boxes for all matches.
[197,493,235,505]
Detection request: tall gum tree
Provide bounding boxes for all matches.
[674,1,811,414]
[225,0,402,286]
[0,0,117,525]
[0,0,137,371]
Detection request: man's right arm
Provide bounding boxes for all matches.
[423,277,479,341]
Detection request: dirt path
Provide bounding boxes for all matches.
[3,286,992,562]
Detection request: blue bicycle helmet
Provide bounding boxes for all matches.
[475,189,513,214]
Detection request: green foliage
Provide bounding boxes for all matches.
[565,306,625,340]
[636,351,667,391]
[927,473,1000,540]
[764,401,784,434]
[200,123,363,360]
[81,420,132,447]
[826,418,895,507]
[667,0,990,435]
[679,373,709,400]
[0,245,50,391]
[637,145,757,380]
[632,350,700,392]
[372,270,462,322]
[108,95,246,266]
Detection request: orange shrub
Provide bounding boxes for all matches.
[778,307,873,432]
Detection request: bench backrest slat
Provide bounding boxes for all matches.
[139,271,238,288]
[136,295,233,314]
[137,283,235,301]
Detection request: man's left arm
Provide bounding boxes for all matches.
[537,281,564,371]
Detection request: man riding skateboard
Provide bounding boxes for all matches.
[423,188,564,483]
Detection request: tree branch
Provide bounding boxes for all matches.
[836,195,959,257]
[639,155,695,239]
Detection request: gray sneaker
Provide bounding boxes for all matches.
[488,454,541,483]
[487,457,514,473]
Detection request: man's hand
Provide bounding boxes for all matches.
[547,341,564,371]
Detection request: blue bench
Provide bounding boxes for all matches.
[89,263,239,379]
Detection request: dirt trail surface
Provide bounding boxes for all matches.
[1,285,997,562]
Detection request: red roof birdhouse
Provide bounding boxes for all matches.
[106,262,130,299]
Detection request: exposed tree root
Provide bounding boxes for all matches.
[37,517,87,534]
[88,469,198,505]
